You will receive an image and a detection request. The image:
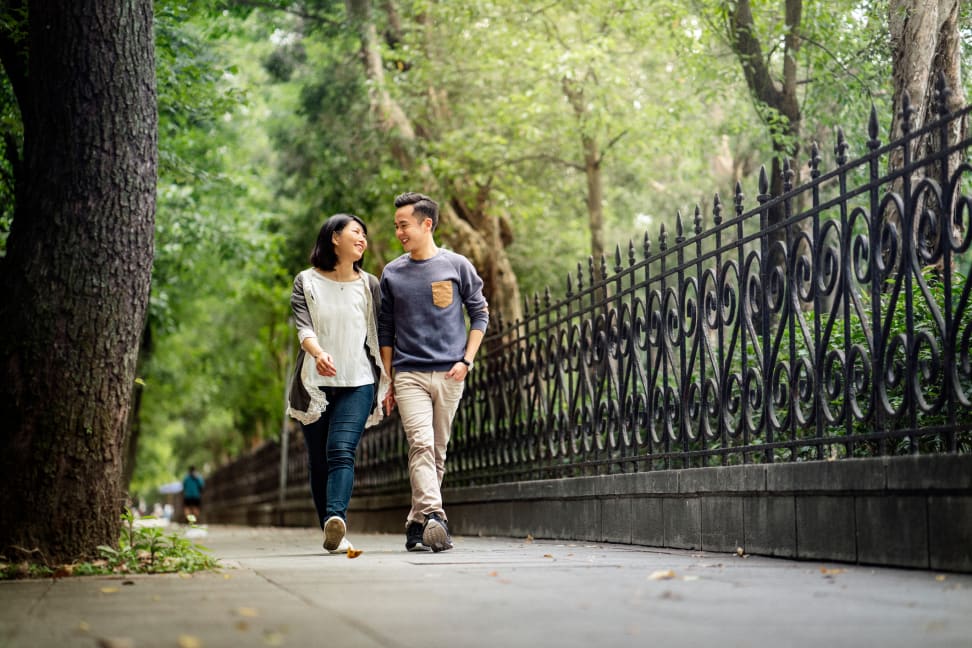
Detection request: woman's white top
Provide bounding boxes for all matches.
[301,273,375,388]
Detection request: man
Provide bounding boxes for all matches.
[378,192,489,552]
[181,465,204,523]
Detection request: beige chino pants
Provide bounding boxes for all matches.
[394,371,465,523]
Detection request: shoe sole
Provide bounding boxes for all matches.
[406,542,431,552]
[323,517,346,552]
[422,519,453,553]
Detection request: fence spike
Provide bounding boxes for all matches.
[600,254,608,282]
[615,243,623,273]
[566,271,573,296]
[810,141,821,179]
[694,204,703,235]
[867,106,880,150]
[836,126,850,162]
[643,230,651,259]
[534,291,541,314]
[675,210,684,242]
[758,165,770,202]
[544,286,551,309]
[900,90,914,135]
[734,181,744,217]
[934,70,951,117]
[782,157,794,192]
[577,261,584,291]
[713,193,723,226]
[588,255,596,285]
[659,223,668,250]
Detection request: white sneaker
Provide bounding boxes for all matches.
[328,537,354,554]
[323,516,346,552]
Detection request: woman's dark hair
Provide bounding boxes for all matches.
[310,213,368,271]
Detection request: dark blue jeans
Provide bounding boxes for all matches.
[300,383,375,528]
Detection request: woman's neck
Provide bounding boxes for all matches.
[320,261,358,281]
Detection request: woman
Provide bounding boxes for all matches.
[286,213,390,554]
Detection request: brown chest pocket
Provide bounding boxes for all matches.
[431,280,454,308]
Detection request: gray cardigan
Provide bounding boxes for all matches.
[286,268,389,426]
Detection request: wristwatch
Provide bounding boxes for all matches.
[460,358,474,369]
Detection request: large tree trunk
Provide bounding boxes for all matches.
[346,0,523,328]
[888,0,966,273]
[562,76,606,271]
[0,0,157,564]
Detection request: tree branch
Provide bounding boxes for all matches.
[0,0,29,112]
[726,0,782,110]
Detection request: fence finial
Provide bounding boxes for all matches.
[713,193,723,226]
[675,210,685,242]
[867,106,880,150]
[659,223,668,251]
[900,90,914,135]
[643,230,651,259]
[836,126,850,163]
[615,243,623,273]
[628,239,636,266]
[782,158,794,192]
[934,70,951,117]
[734,181,744,217]
[810,141,821,179]
[758,165,770,202]
[694,204,703,235]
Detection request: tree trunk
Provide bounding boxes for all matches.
[0,0,157,564]
[888,0,966,273]
[346,0,523,329]
[562,76,606,272]
[726,0,803,240]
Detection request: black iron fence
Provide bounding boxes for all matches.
[206,85,972,512]
[352,86,972,495]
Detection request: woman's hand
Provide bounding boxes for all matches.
[383,384,396,414]
[314,351,337,377]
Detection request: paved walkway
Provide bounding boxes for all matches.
[1,525,970,647]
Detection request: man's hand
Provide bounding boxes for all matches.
[445,361,469,381]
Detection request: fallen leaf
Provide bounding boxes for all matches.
[79,621,91,632]
[820,567,846,576]
[53,565,74,579]
[735,547,745,557]
[525,534,534,543]
[177,635,202,648]
[236,621,250,632]
[543,554,554,558]
[100,587,119,594]
[238,607,259,618]
[488,571,498,577]
[935,574,947,582]
[346,548,363,559]
[649,569,676,581]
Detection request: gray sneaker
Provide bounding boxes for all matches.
[422,513,453,553]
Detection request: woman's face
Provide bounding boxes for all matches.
[332,220,368,263]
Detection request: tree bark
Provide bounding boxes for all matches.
[888,0,965,158]
[0,0,157,564]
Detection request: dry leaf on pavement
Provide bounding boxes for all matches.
[177,635,202,648]
[648,569,676,580]
[346,548,363,558]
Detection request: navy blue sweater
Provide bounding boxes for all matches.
[378,250,489,372]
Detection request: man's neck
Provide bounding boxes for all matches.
[409,242,438,261]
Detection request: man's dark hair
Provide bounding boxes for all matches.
[310,213,368,271]
[394,192,439,231]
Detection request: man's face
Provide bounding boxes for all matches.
[394,204,431,254]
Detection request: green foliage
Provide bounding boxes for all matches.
[0,509,219,579]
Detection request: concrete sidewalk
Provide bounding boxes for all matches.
[1,525,970,648]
